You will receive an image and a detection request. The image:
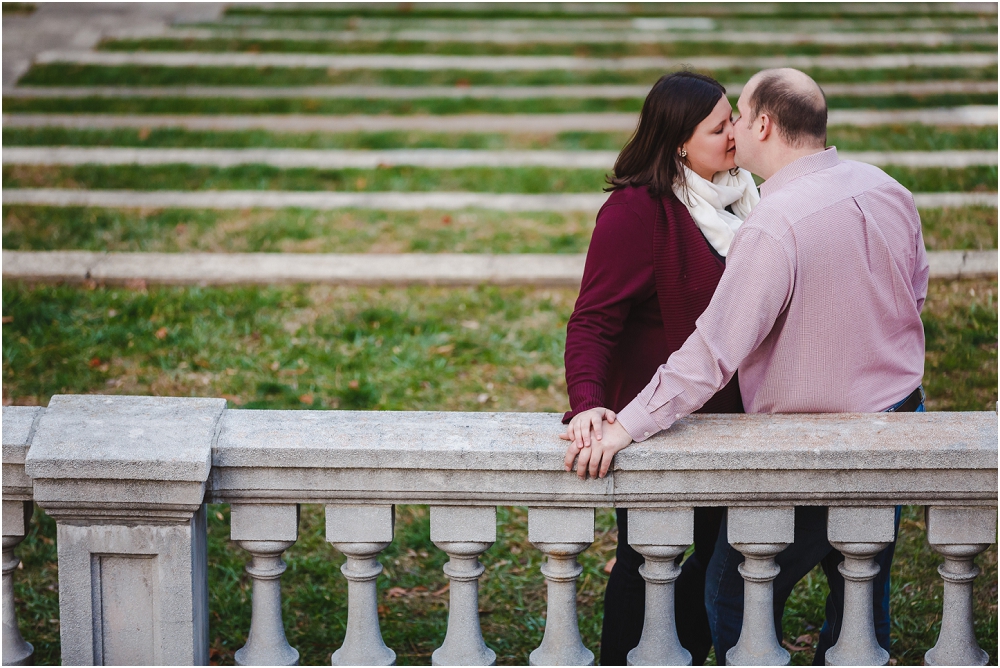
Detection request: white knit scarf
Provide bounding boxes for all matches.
[672,166,760,257]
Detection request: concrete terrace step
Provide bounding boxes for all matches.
[106,26,1000,46]
[4,147,996,170]
[33,49,1000,71]
[3,189,995,212]
[7,80,997,99]
[3,249,995,286]
[5,107,997,132]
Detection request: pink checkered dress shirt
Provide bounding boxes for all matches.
[617,147,929,442]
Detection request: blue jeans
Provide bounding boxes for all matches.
[704,390,923,665]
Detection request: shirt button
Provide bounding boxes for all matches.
[675,414,682,419]
[643,431,650,437]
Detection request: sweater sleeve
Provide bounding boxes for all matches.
[563,200,656,423]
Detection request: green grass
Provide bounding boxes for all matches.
[5,164,995,195]
[4,205,995,254]
[922,279,1000,412]
[4,279,997,665]
[0,206,595,254]
[1,1,34,13]
[6,92,996,116]
[3,125,996,152]
[222,3,994,20]
[920,207,998,251]
[1,164,609,194]
[18,63,999,88]
[98,36,997,57]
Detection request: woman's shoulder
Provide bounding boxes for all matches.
[600,184,662,223]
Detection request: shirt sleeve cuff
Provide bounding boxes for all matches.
[616,399,667,443]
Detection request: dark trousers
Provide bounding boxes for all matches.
[600,507,725,665]
[704,505,902,665]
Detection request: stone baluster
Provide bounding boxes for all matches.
[625,508,694,667]
[327,505,396,666]
[924,506,997,667]
[430,505,497,666]
[527,507,595,666]
[231,504,300,666]
[825,507,895,666]
[725,507,793,667]
[2,501,34,667]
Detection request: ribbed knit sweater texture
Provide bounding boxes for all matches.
[563,184,744,422]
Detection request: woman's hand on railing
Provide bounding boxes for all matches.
[561,407,617,451]
[560,408,633,479]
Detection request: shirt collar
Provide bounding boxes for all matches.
[760,146,839,198]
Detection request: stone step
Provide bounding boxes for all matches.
[105,26,999,47]
[3,188,995,212]
[4,147,996,169]
[7,80,997,99]
[33,49,999,71]
[4,107,997,132]
[3,249,995,286]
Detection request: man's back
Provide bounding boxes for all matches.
[738,148,929,413]
[616,148,929,439]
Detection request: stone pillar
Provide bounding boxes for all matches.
[825,507,895,666]
[625,508,694,667]
[924,506,997,667]
[2,406,42,667]
[527,507,594,666]
[24,394,225,666]
[326,505,396,666]
[725,507,793,667]
[3,501,34,667]
[430,505,496,666]
[232,504,300,667]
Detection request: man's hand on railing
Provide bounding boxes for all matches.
[560,407,633,479]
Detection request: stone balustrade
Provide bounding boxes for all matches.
[2,394,997,666]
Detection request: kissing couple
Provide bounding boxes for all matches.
[560,68,928,665]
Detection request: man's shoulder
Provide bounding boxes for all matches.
[749,159,907,230]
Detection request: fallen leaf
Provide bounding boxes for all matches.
[154,327,168,340]
[88,357,102,368]
[138,126,151,140]
[411,586,428,593]
[477,393,490,404]
[603,557,617,574]
[782,639,812,652]
[215,511,224,521]
[431,583,450,596]
[435,344,455,355]
[348,379,360,390]
[794,634,814,646]
[386,586,409,598]
[441,215,452,225]
[299,394,314,405]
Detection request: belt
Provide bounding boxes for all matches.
[887,386,924,413]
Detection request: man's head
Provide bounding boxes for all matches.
[733,68,828,179]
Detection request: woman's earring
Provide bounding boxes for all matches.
[679,149,688,158]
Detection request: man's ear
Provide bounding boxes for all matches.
[757,114,773,142]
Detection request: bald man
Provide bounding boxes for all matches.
[565,68,928,664]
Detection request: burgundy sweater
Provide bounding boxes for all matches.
[563,185,744,422]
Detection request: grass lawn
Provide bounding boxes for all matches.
[4,205,996,254]
[5,279,997,666]
[4,164,996,195]
[3,126,997,152]
[18,63,998,88]
[221,4,994,21]
[6,92,997,116]
[97,36,997,57]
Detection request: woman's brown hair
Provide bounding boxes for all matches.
[607,71,727,197]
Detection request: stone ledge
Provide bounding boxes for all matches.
[25,395,226,482]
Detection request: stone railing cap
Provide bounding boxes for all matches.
[2,405,43,464]
[24,395,226,481]
[213,409,997,471]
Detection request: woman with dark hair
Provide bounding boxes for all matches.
[559,71,758,665]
